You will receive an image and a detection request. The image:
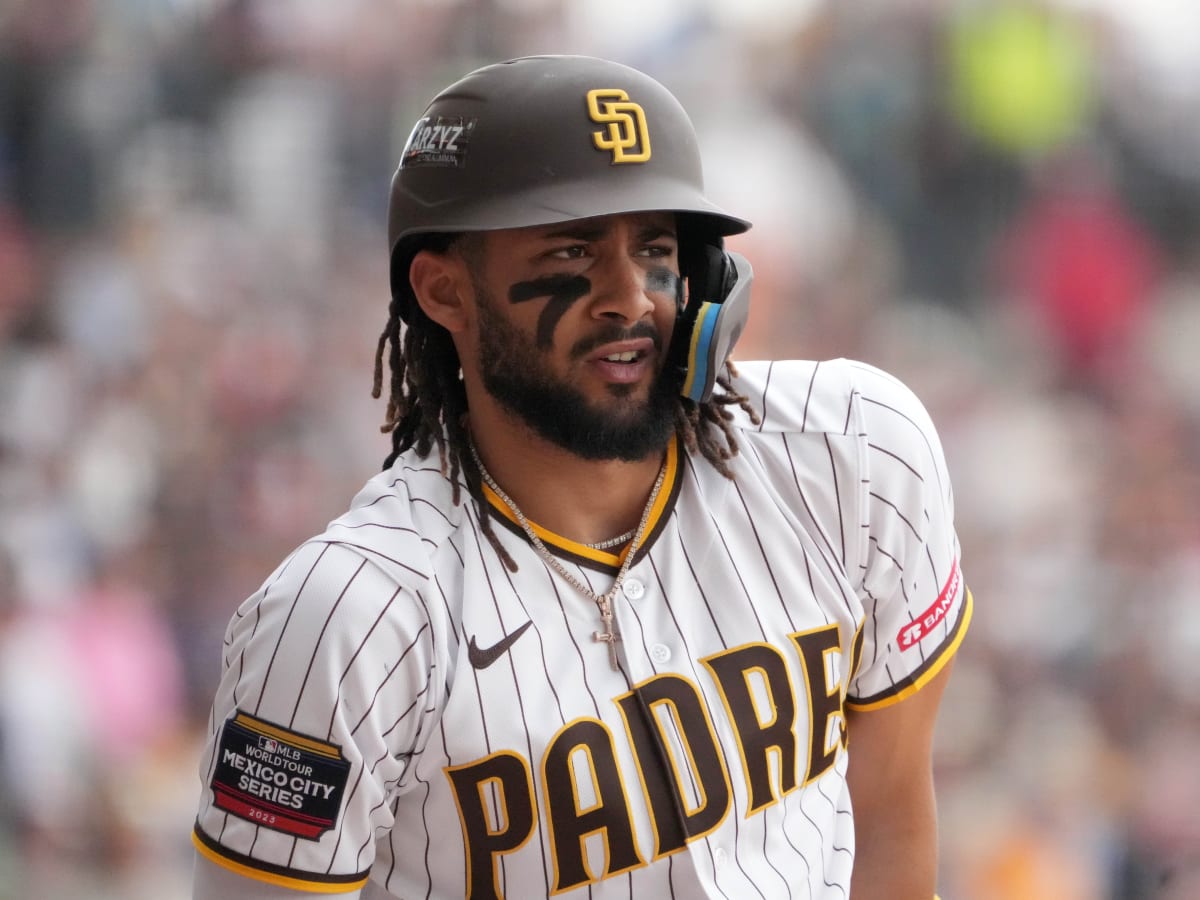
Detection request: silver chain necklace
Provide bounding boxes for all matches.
[582,529,637,550]
[470,443,667,671]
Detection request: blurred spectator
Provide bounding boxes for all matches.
[995,145,1160,394]
[946,0,1094,158]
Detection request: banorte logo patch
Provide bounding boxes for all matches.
[897,560,961,652]
[587,88,651,163]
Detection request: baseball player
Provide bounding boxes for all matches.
[191,55,970,900]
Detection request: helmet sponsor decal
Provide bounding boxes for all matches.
[587,89,651,164]
[208,711,351,839]
[401,115,477,168]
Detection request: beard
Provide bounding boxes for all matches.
[474,292,680,461]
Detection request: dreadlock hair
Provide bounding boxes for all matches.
[372,233,760,573]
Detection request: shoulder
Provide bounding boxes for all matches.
[727,358,937,441]
[317,451,469,586]
[221,453,467,662]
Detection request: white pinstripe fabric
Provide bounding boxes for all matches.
[194,358,970,899]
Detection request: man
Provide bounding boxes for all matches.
[191,55,971,899]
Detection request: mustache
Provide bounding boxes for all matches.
[569,320,663,359]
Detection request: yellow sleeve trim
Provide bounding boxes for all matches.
[192,830,369,894]
[845,587,974,712]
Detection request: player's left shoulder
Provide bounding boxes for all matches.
[728,357,934,437]
[724,358,832,436]
[838,358,947,452]
[840,357,935,411]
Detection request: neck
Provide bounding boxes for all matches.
[469,422,669,547]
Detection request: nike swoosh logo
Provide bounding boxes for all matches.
[467,620,534,670]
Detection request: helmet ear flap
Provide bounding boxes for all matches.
[688,243,738,306]
[675,244,753,403]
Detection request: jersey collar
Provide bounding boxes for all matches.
[481,434,681,571]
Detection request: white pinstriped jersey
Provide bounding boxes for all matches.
[193,358,972,899]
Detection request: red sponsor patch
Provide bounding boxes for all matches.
[210,712,350,840]
[896,560,960,651]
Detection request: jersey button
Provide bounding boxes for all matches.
[714,847,728,869]
[650,643,671,663]
[622,578,646,601]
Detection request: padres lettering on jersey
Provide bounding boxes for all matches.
[442,626,854,897]
[193,358,972,899]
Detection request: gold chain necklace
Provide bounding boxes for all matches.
[470,443,667,671]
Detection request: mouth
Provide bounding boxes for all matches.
[589,339,656,384]
[601,349,642,364]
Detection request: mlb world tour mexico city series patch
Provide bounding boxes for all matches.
[208,711,351,839]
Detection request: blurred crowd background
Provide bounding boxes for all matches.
[2,1,1199,898]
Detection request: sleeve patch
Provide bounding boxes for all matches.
[896,559,961,651]
[210,711,351,840]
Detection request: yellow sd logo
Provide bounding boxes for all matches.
[587,89,651,164]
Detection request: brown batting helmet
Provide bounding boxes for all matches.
[387,54,751,320]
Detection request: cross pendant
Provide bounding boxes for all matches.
[592,609,620,671]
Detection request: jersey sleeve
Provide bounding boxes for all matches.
[844,362,972,710]
[192,538,446,895]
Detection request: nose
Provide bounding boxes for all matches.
[588,253,658,323]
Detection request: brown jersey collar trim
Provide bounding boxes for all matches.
[482,435,681,572]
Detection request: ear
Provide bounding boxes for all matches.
[410,249,471,333]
